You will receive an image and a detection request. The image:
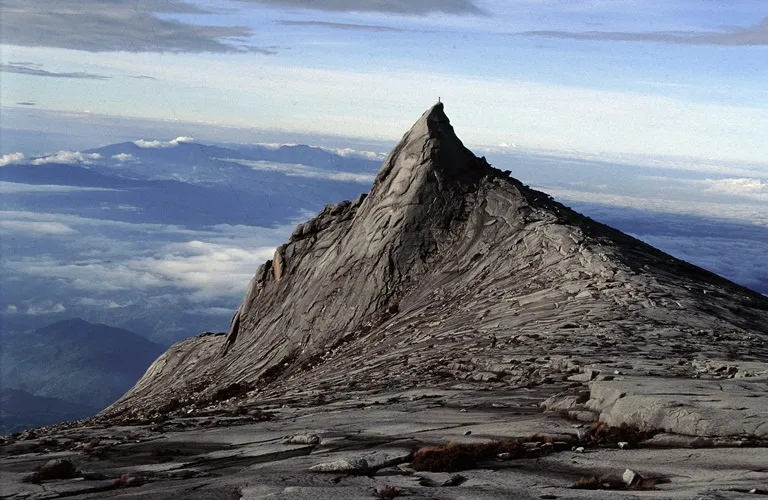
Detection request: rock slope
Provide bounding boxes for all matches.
[106,104,768,434]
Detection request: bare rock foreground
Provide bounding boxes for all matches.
[2,104,767,499]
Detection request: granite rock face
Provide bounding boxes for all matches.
[105,103,768,430]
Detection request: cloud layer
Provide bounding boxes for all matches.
[276,20,405,32]
[523,17,768,46]
[700,178,768,201]
[133,137,195,148]
[249,0,480,14]
[0,153,26,167]
[0,210,297,304]
[222,158,376,183]
[31,151,102,165]
[0,62,110,80]
[0,220,77,235]
[0,182,116,194]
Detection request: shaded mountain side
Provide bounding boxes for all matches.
[0,389,98,435]
[105,104,768,419]
[1,318,166,410]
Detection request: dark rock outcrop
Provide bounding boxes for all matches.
[104,103,768,420]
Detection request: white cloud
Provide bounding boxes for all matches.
[322,147,386,161]
[5,305,18,313]
[0,219,77,235]
[133,239,277,299]
[31,151,102,165]
[76,298,130,309]
[220,158,376,183]
[0,152,25,166]
[0,181,117,194]
[544,187,768,227]
[133,136,195,148]
[192,306,237,316]
[11,241,276,299]
[0,210,200,234]
[111,153,135,161]
[26,302,66,315]
[116,204,141,211]
[700,177,768,200]
[254,143,288,150]
[0,211,298,301]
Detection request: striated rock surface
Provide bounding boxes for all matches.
[105,103,768,425]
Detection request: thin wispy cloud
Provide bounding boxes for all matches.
[700,178,768,201]
[1,62,110,80]
[31,151,102,165]
[111,153,136,162]
[545,188,768,227]
[221,158,376,183]
[245,0,481,14]
[0,182,117,194]
[0,220,78,236]
[523,17,768,46]
[0,153,26,167]
[126,75,158,80]
[133,137,195,148]
[25,302,67,315]
[0,0,271,53]
[277,20,405,32]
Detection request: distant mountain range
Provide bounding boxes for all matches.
[0,141,380,228]
[85,141,381,175]
[0,318,165,432]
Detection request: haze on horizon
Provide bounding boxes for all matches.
[1,0,768,164]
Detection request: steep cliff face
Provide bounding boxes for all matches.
[105,104,768,419]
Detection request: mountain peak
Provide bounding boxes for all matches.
[106,106,768,420]
[411,101,450,132]
[371,102,491,196]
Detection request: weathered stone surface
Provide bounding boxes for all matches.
[283,434,321,445]
[3,391,768,499]
[586,375,768,439]
[309,458,369,473]
[28,458,79,482]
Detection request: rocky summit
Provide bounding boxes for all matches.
[2,104,767,499]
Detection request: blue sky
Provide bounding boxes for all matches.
[1,0,767,161]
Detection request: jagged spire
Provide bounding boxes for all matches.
[369,103,490,203]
